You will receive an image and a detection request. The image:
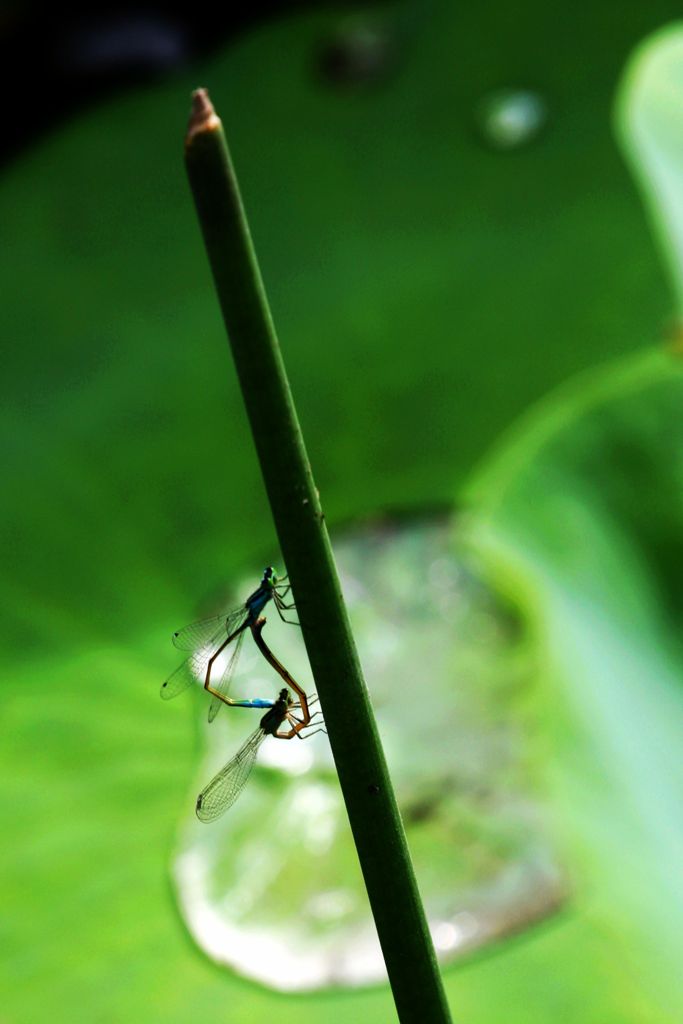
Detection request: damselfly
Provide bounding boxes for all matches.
[196,619,322,822]
[195,687,306,822]
[160,566,296,720]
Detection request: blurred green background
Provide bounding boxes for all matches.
[3,3,683,1021]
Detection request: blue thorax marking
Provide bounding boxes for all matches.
[245,582,273,621]
[244,567,277,622]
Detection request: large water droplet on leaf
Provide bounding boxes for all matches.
[170,514,565,990]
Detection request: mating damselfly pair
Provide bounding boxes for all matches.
[161,567,323,821]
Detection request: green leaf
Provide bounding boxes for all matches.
[618,21,683,312]
[464,349,683,1022]
[4,3,683,1022]
[1,3,676,648]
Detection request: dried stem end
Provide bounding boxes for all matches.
[186,88,221,146]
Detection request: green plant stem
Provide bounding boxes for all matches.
[184,88,453,1024]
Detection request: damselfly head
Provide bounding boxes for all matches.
[260,687,292,733]
[263,566,275,582]
[263,687,289,716]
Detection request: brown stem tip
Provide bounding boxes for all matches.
[186,88,221,145]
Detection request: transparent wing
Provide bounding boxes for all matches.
[161,608,248,702]
[161,620,239,702]
[160,643,217,701]
[195,728,266,822]
[207,627,247,722]
[172,607,246,652]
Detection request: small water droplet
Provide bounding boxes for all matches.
[317,19,394,88]
[476,89,548,150]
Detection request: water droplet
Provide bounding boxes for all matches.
[171,515,565,991]
[317,19,394,88]
[477,89,548,150]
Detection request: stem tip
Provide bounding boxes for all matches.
[186,88,221,144]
